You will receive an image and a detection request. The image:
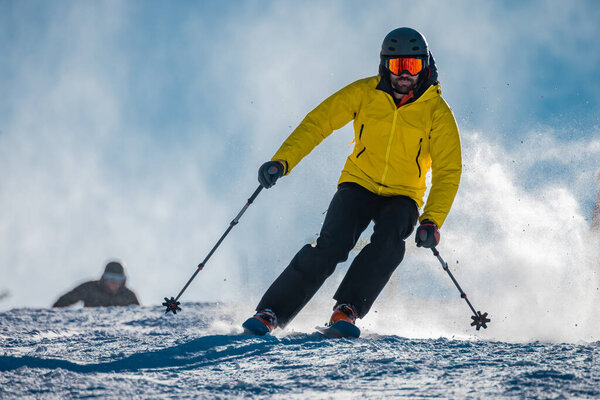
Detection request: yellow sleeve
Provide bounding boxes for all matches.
[272,79,367,174]
[420,99,462,228]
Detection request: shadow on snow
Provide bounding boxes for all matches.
[0,333,335,373]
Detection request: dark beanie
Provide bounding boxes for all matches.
[104,261,125,275]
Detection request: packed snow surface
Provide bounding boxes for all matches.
[1,303,598,399]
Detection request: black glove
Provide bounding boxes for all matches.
[258,161,285,188]
[415,220,440,248]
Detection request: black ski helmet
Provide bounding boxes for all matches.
[378,28,437,102]
[381,27,429,58]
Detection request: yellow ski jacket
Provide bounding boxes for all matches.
[272,75,461,228]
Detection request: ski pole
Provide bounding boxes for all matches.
[431,247,490,330]
[163,184,264,314]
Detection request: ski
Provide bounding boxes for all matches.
[315,320,361,338]
[242,317,271,336]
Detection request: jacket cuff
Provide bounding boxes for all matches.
[272,159,289,175]
[418,216,439,227]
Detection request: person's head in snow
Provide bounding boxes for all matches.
[53,261,140,308]
[246,27,461,337]
[100,262,128,295]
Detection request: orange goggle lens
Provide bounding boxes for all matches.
[386,57,424,75]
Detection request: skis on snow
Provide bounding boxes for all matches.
[242,317,271,336]
[315,320,361,339]
[242,318,361,339]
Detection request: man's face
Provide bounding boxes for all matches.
[103,279,122,295]
[390,71,419,96]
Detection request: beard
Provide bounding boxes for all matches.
[391,77,416,95]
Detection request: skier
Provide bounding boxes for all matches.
[243,27,462,336]
[53,261,140,308]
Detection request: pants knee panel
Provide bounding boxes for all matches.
[292,243,347,281]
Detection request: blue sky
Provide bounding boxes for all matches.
[1,1,599,340]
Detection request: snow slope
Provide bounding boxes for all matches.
[1,303,598,399]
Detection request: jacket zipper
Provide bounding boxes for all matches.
[356,124,365,158]
[379,110,399,194]
[415,138,423,177]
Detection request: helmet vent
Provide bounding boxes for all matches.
[412,46,420,51]
[391,39,397,43]
[388,47,395,51]
[410,38,417,42]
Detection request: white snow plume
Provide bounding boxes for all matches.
[0,3,243,311]
[355,132,600,343]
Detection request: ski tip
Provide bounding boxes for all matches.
[315,320,361,339]
[242,317,271,336]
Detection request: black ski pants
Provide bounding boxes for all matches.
[256,182,419,327]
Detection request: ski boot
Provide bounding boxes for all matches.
[242,309,278,336]
[330,303,358,325]
[317,303,361,338]
[320,304,360,338]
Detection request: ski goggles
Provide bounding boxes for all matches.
[385,57,425,76]
[102,272,126,282]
